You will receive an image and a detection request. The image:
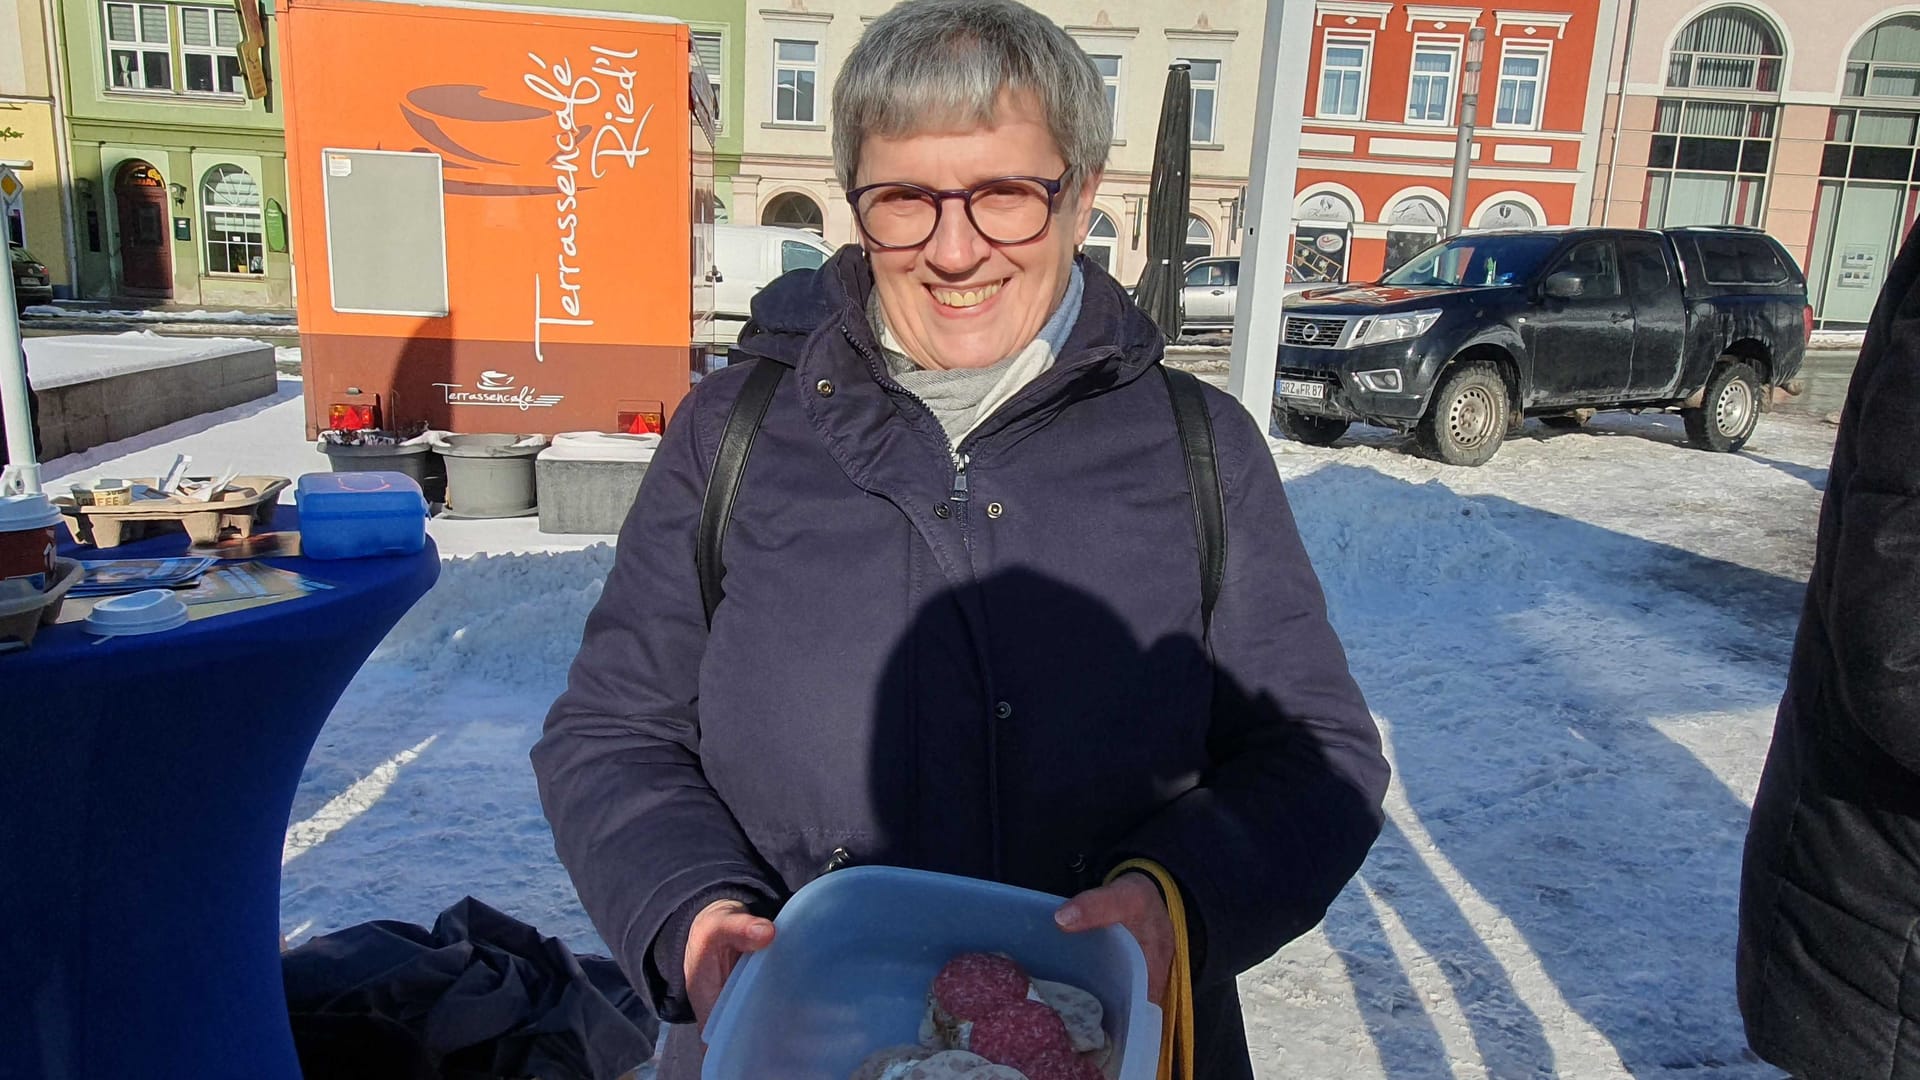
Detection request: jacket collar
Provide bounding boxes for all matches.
[735,246,1168,495]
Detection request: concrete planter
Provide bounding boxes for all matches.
[435,435,545,519]
[535,432,660,535]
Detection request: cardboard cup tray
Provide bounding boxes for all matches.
[54,476,292,550]
[0,558,84,648]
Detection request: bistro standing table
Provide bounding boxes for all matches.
[1,505,439,1079]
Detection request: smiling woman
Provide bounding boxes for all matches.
[533,5,1387,1079]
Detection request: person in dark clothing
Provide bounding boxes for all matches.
[532,2,1389,1076]
[1737,221,1920,1077]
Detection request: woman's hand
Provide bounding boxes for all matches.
[684,898,777,1027]
[1055,872,1175,1005]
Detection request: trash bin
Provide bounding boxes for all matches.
[435,435,546,519]
[316,440,447,506]
[536,432,659,535]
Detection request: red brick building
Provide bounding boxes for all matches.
[1292,0,1622,282]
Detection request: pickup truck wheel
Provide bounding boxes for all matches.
[1276,410,1350,447]
[1684,361,1762,453]
[1417,363,1509,467]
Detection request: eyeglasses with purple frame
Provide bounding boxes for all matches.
[846,167,1075,250]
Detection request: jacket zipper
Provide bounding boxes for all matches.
[839,320,1001,878]
[841,322,974,502]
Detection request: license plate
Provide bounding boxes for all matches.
[1278,379,1326,401]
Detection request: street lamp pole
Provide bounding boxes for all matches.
[1226,0,1314,429]
[1446,26,1487,235]
[0,265,37,493]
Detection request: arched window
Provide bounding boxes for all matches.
[1846,15,1920,98]
[1083,209,1119,274]
[762,191,823,233]
[1667,7,1784,93]
[1477,199,1540,229]
[1184,214,1214,265]
[201,164,264,276]
[1385,195,1445,271]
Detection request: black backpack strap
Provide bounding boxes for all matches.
[698,358,787,626]
[1161,366,1226,635]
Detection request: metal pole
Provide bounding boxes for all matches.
[1599,0,1640,227]
[1226,0,1314,430]
[0,265,39,493]
[1446,26,1487,235]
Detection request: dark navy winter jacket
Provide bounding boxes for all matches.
[1738,222,1920,1076]
[533,250,1389,1079]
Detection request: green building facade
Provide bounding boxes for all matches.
[54,0,745,307]
[57,0,292,304]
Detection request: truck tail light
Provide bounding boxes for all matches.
[618,402,665,435]
[1803,305,1814,342]
[329,402,381,431]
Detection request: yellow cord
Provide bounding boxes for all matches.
[1105,858,1194,1080]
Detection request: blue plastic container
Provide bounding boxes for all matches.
[702,866,1162,1080]
[295,471,429,560]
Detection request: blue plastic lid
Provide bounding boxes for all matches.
[296,471,428,517]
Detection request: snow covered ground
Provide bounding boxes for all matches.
[40,391,1833,1079]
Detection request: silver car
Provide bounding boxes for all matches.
[1179,257,1318,335]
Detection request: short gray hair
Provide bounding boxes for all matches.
[832,0,1111,191]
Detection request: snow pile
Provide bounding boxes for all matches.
[1283,463,1538,615]
[24,304,294,325]
[25,331,274,389]
[373,547,615,688]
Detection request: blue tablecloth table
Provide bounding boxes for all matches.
[2,505,439,1079]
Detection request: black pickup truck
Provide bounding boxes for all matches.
[1272,225,1810,466]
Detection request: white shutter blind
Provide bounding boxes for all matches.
[693,31,723,81]
[140,5,168,43]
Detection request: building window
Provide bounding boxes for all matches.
[1184,214,1214,264]
[1666,7,1784,93]
[201,164,265,275]
[1845,15,1920,99]
[1644,99,1775,227]
[104,2,172,92]
[1495,43,1550,129]
[1184,59,1221,144]
[1318,35,1370,119]
[1090,55,1122,136]
[180,5,245,95]
[693,30,725,133]
[762,191,823,233]
[1385,195,1445,271]
[773,39,819,124]
[1084,209,1119,274]
[1407,39,1461,125]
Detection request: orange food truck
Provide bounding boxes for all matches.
[281,0,717,439]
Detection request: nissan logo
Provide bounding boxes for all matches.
[1302,323,1321,342]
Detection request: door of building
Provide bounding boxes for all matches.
[1815,183,1902,326]
[114,161,173,296]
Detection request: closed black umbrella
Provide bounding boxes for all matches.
[1131,62,1192,344]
